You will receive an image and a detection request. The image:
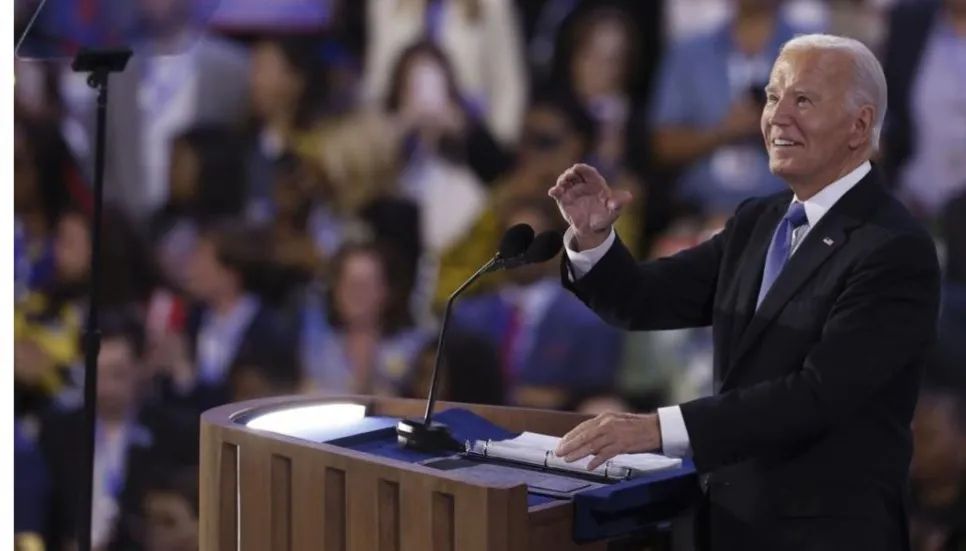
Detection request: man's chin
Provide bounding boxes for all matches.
[769,160,803,180]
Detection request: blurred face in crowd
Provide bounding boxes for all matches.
[572,17,629,99]
[399,52,452,115]
[273,160,315,223]
[185,237,233,302]
[54,213,91,283]
[168,140,199,204]
[250,42,304,121]
[518,106,586,182]
[144,491,198,551]
[334,250,389,328]
[762,48,873,192]
[97,337,139,418]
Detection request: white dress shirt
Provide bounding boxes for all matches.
[564,161,870,457]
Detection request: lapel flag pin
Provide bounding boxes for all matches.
[823,237,834,246]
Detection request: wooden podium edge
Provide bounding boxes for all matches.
[199,394,602,551]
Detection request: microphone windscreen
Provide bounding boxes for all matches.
[498,223,535,258]
[525,231,564,263]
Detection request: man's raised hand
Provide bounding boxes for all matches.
[548,163,632,250]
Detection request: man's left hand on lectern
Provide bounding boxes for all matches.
[555,412,663,470]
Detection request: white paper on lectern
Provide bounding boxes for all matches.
[509,432,682,472]
[469,431,681,479]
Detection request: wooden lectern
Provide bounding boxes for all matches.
[200,395,606,551]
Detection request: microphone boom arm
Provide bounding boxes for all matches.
[422,257,496,424]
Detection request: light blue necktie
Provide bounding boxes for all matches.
[757,202,809,308]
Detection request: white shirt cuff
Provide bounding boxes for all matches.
[657,406,692,458]
[563,227,616,279]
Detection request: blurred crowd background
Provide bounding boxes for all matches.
[11,0,966,549]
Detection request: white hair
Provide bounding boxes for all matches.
[779,34,888,151]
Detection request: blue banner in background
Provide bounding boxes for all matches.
[208,0,330,30]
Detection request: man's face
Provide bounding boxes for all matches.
[761,49,872,187]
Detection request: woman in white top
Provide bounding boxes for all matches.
[363,0,528,146]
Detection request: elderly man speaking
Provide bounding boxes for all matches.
[550,34,941,550]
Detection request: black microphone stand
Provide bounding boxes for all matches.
[70,46,133,551]
[395,257,497,453]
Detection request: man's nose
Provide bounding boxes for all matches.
[767,98,794,126]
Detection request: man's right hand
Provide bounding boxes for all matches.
[548,164,632,250]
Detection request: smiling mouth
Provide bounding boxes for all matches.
[771,139,802,147]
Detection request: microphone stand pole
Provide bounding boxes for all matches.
[70,47,133,551]
[423,259,494,424]
[396,258,496,452]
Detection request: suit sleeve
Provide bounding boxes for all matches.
[561,204,747,331]
[679,234,942,471]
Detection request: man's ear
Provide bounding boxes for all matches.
[849,105,874,150]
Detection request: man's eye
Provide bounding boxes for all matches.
[766,94,778,104]
[797,96,811,106]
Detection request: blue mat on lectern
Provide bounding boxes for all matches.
[322,408,700,542]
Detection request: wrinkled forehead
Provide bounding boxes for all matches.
[768,48,851,92]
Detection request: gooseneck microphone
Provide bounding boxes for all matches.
[396,224,535,452]
[498,230,563,271]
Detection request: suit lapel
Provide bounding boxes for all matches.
[723,172,884,389]
[731,201,786,335]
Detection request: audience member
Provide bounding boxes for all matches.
[246,36,331,219]
[157,221,294,412]
[295,109,420,266]
[558,6,643,178]
[14,118,68,297]
[141,468,200,551]
[60,0,250,220]
[301,242,432,395]
[151,124,249,291]
[364,0,528,145]
[882,0,966,220]
[910,387,966,551]
[650,0,821,215]
[433,91,639,310]
[38,313,200,551]
[384,40,490,254]
[15,209,91,418]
